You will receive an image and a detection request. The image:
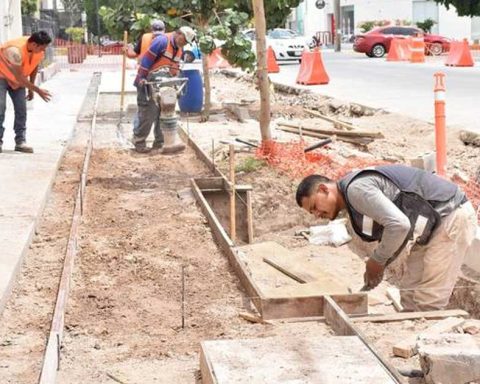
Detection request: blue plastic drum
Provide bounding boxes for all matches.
[179,69,204,113]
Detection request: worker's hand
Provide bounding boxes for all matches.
[363,258,385,290]
[36,88,52,102]
[26,89,34,101]
[138,78,147,87]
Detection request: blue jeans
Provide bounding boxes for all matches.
[0,78,27,145]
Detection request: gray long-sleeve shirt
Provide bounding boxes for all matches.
[346,173,464,265]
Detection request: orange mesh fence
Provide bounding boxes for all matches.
[257,139,480,222]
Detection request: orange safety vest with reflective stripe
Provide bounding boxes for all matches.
[0,37,44,89]
[149,33,183,76]
[139,33,154,59]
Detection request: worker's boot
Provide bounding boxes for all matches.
[15,142,34,153]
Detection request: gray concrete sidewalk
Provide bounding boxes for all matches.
[0,71,92,311]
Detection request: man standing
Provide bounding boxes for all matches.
[125,19,165,60]
[0,31,52,153]
[132,26,195,153]
[296,164,477,311]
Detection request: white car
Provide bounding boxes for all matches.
[243,28,308,62]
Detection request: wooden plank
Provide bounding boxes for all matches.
[352,309,470,323]
[304,107,355,130]
[246,190,253,244]
[277,119,384,138]
[324,295,405,384]
[386,287,403,312]
[191,179,264,312]
[392,317,466,359]
[229,144,236,242]
[278,125,372,146]
[200,342,218,384]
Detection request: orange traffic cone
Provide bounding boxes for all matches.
[267,46,280,73]
[208,48,231,69]
[445,39,474,67]
[410,35,425,63]
[296,48,329,85]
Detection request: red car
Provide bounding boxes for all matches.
[354,26,450,58]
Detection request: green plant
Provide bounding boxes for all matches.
[21,0,37,16]
[235,156,266,173]
[358,21,375,33]
[66,27,85,43]
[416,18,437,33]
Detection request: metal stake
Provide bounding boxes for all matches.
[181,265,186,329]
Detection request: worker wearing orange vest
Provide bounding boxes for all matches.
[131,26,195,153]
[125,19,165,60]
[0,31,52,153]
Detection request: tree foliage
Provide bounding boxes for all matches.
[432,0,480,16]
[21,0,37,16]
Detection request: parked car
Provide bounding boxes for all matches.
[353,26,451,58]
[243,28,308,62]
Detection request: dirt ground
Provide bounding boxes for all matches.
[0,70,479,384]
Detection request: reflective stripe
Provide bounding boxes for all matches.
[435,91,446,101]
[413,215,428,240]
[362,216,374,237]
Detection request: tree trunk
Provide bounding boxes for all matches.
[201,52,211,121]
[252,0,271,143]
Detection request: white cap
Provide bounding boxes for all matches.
[179,26,196,44]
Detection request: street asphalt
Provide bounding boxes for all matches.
[270,50,480,133]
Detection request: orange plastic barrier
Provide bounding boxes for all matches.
[445,39,474,67]
[267,46,280,73]
[433,72,447,176]
[207,48,231,69]
[387,38,411,61]
[296,48,329,85]
[410,36,425,63]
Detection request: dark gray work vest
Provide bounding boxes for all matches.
[338,165,461,262]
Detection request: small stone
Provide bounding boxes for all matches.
[94,343,101,350]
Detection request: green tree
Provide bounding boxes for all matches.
[21,0,37,16]
[432,0,480,16]
[416,18,437,33]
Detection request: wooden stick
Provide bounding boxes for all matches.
[386,287,403,312]
[120,30,128,112]
[277,125,372,146]
[246,190,254,244]
[304,108,355,131]
[229,144,236,242]
[352,309,469,323]
[278,120,383,139]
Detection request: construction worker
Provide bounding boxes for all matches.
[296,164,477,311]
[0,31,52,153]
[125,19,165,60]
[132,26,195,153]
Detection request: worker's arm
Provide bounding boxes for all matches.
[0,47,51,102]
[26,66,38,101]
[133,35,168,86]
[347,177,411,288]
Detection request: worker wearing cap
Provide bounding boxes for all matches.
[125,19,165,60]
[132,26,195,153]
[0,31,52,154]
[296,164,478,312]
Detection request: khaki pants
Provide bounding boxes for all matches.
[400,201,478,311]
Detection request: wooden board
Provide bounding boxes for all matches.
[235,241,367,319]
[392,317,466,359]
[200,336,397,384]
[352,309,469,323]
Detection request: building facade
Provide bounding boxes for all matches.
[1,0,23,42]
[291,0,480,43]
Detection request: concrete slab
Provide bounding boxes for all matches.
[0,70,92,313]
[98,70,136,94]
[417,333,480,384]
[200,335,396,383]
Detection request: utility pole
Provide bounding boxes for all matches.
[334,0,342,52]
[252,0,272,144]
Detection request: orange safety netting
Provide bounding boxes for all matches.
[257,140,480,221]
